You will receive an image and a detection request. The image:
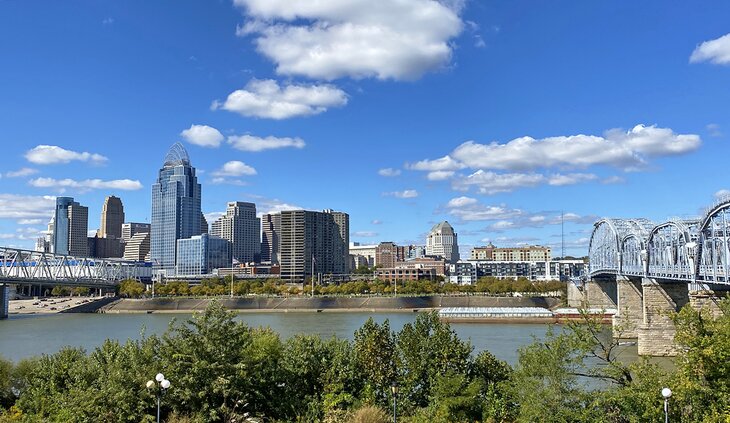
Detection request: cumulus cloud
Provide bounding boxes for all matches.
[384,189,419,199]
[213,79,347,119]
[29,177,143,191]
[446,196,478,208]
[253,196,303,216]
[690,33,730,65]
[3,168,38,178]
[0,194,56,220]
[228,134,305,152]
[427,170,455,181]
[180,124,224,148]
[212,161,257,177]
[25,145,108,165]
[378,168,401,177]
[233,0,464,81]
[17,218,44,225]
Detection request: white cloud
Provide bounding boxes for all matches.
[234,0,464,81]
[228,134,306,152]
[715,189,730,200]
[352,231,378,237]
[212,161,257,177]
[602,175,625,185]
[180,124,224,148]
[29,177,143,191]
[446,196,478,208]
[407,155,464,171]
[707,123,722,137]
[0,194,56,220]
[378,168,401,177]
[448,125,700,172]
[18,219,44,225]
[204,211,225,224]
[547,173,597,186]
[213,79,347,119]
[690,33,730,65]
[427,170,455,181]
[254,197,302,215]
[452,171,546,194]
[385,189,419,199]
[25,145,108,165]
[371,219,382,225]
[3,168,38,178]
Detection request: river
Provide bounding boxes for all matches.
[0,312,640,366]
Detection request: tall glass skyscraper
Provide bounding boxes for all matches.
[150,143,203,275]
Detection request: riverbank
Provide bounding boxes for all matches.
[101,295,563,314]
[8,296,112,315]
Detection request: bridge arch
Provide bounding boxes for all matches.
[646,219,698,281]
[697,198,730,284]
[620,219,653,277]
[589,219,624,276]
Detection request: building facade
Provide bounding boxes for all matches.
[426,221,459,263]
[124,232,151,261]
[53,197,88,256]
[261,213,281,264]
[150,143,203,275]
[121,223,151,242]
[175,234,231,275]
[470,243,552,262]
[375,242,403,269]
[279,209,350,281]
[349,243,377,267]
[98,195,124,239]
[211,202,261,264]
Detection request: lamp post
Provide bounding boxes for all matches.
[662,387,672,423]
[390,382,398,423]
[147,372,171,423]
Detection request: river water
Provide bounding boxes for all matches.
[0,312,639,366]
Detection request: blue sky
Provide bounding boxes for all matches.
[1,0,729,257]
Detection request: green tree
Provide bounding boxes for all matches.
[118,279,145,298]
[353,318,397,406]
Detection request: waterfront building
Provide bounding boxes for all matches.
[448,262,478,285]
[121,223,151,242]
[404,244,426,260]
[211,202,261,263]
[53,197,88,256]
[98,196,124,239]
[217,263,281,277]
[350,254,370,270]
[398,257,448,276]
[426,221,459,263]
[375,265,436,282]
[261,213,281,264]
[470,243,552,262]
[150,143,203,275]
[175,234,231,275]
[467,259,586,282]
[349,242,377,267]
[279,209,350,281]
[124,232,150,261]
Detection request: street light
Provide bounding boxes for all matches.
[390,382,399,423]
[662,387,672,423]
[147,372,171,423]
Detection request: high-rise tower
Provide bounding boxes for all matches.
[150,143,203,275]
[53,197,89,256]
[99,195,124,239]
[426,221,459,263]
[211,202,261,263]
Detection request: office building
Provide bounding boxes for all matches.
[349,243,377,267]
[53,197,88,256]
[121,223,151,242]
[211,202,260,263]
[279,209,350,281]
[88,235,124,258]
[150,143,203,275]
[426,221,459,263]
[176,234,231,275]
[124,232,151,261]
[98,196,124,239]
[375,266,436,282]
[261,213,281,264]
[470,243,552,262]
[376,242,403,269]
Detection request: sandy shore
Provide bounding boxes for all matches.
[9,297,107,315]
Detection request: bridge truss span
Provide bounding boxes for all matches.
[588,198,730,285]
[0,247,150,287]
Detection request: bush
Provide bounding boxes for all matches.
[350,406,389,423]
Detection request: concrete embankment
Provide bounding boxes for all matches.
[100,296,562,314]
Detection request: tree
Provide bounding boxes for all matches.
[118,279,145,298]
[353,318,397,406]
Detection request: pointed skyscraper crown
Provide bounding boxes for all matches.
[163,142,191,168]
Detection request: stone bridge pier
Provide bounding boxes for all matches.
[638,278,689,356]
[613,276,643,338]
[1,284,9,319]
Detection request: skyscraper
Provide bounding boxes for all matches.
[261,213,281,264]
[53,197,88,256]
[210,202,261,263]
[279,209,349,281]
[150,143,203,275]
[426,221,459,263]
[98,195,124,239]
[326,209,350,273]
[121,222,151,242]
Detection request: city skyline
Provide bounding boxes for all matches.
[1,1,729,256]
